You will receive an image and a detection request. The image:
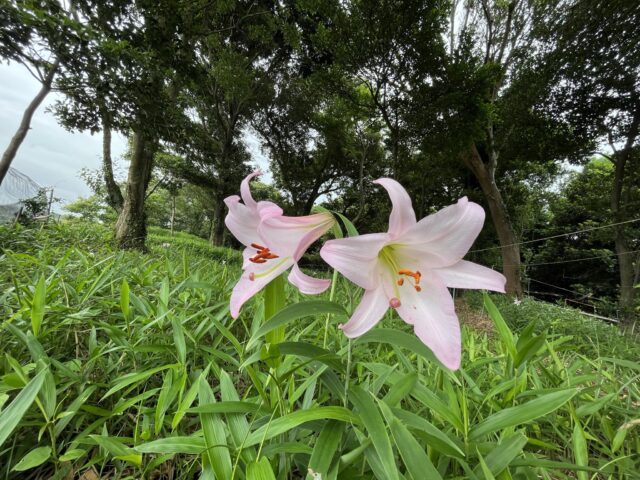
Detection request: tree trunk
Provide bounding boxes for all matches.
[614,228,636,321]
[102,115,124,212]
[463,145,523,297]
[170,194,176,235]
[0,59,59,186]
[352,148,367,224]
[610,110,639,323]
[115,131,155,250]
[208,217,215,244]
[211,195,226,246]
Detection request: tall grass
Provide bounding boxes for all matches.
[0,222,638,479]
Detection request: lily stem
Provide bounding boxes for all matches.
[323,268,339,349]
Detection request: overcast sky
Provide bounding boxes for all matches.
[0,61,270,210]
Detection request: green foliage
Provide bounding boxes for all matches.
[524,157,640,316]
[0,222,638,478]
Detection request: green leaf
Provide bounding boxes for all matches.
[188,401,264,414]
[0,368,48,447]
[572,421,589,480]
[383,372,418,407]
[219,369,256,461]
[246,457,277,480]
[12,446,51,471]
[483,293,516,361]
[477,449,497,480]
[470,389,578,440]
[514,333,547,367]
[349,387,399,480]
[155,369,174,435]
[393,408,465,458]
[120,278,130,320]
[172,368,209,430]
[377,402,442,480]
[473,432,528,477]
[333,211,359,237]
[40,367,57,420]
[90,435,141,466]
[244,407,359,447]
[102,364,177,400]
[31,274,46,336]
[307,420,344,479]
[264,274,286,346]
[262,442,313,456]
[199,376,232,480]
[355,328,454,372]
[59,449,87,462]
[576,393,615,418]
[172,317,187,364]
[248,300,348,349]
[54,386,97,437]
[135,436,205,454]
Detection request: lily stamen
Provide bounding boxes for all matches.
[249,244,280,263]
[398,269,422,291]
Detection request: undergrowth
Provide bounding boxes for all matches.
[0,222,638,479]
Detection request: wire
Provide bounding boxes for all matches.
[511,248,640,267]
[469,217,640,253]
[527,277,615,304]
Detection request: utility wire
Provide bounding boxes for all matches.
[470,217,640,253]
[527,277,614,304]
[502,248,640,267]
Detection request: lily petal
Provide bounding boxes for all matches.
[320,233,390,290]
[224,195,259,247]
[339,284,389,337]
[435,260,506,293]
[395,197,485,269]
[288,264,331,294]
[373,178,416,237]
[240,171,261,209]
[394,273,461,370]
[258,213,335,260]
[230,254,294,318]
[257,201,283,220]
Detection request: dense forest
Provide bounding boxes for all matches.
[2,0,638,320]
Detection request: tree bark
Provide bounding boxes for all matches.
[0,59,59,186]
[115,131,155,250]
[170,194,176,235]
[211,193,226,246]
[101,114,124,212]
[463,145,523,297]
[610,109,639,322]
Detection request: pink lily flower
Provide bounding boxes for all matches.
[319,178,506,370]
[225,172,335,318]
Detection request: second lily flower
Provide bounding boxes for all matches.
[225,172,335,318]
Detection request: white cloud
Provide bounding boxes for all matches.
[0,61,273,212]
[0,62,128,210]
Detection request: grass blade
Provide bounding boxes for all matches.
[0,368,48,447]
[470,388,578,440]
[30,274,46,336]
[350,386,399,480]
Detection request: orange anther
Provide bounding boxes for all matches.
[397,269,422,291]
[249,242,279,264]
